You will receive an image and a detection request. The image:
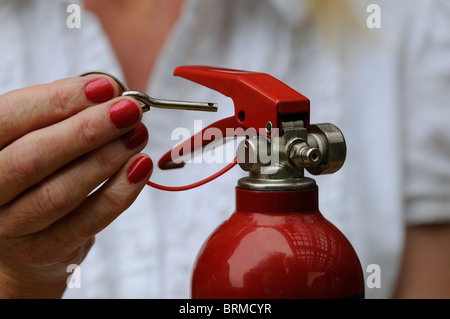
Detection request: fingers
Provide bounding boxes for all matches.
[0,75,121,149]
[0,124,149,238]
[0,154,152,291]
[0,76,152,296]
[0,96,143,205]
[40,154,153,249]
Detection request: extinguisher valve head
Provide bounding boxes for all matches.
[305,123,347,175]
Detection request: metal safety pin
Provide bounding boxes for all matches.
[122,90,218,113]
[79,71,218,113]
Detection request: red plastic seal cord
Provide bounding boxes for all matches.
[146,157,238,191]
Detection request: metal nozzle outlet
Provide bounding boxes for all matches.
[288,142,322,168]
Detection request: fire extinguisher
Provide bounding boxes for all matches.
[155,66,365,299]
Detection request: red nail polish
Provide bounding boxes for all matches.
[123,123,148,149]
[85,78,115,103]
[109,99,141,128]
[127,156,153,184]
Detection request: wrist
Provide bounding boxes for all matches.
[0,269,66,299]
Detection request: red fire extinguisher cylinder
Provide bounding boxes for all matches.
[191,187,365,299]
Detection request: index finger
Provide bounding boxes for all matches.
[0,75,121,149]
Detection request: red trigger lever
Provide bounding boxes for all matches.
[147,65,310,191]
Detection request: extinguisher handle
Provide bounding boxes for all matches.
[158,65,310,170]
[158,116,239,169]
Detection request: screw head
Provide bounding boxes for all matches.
[265,121,273,134]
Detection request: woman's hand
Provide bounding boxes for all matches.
[0,75,153,298]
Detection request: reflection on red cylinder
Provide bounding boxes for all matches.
[191,187,365,299]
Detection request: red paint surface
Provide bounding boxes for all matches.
[192,187,365,299]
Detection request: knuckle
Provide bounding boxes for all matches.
[78,116,102,146]
[95,186,134,227]
[67,217,92,241]
[6,141,42,183]
[96,144,116,169]
[95,143,127,172]
[47,81,76,115]
[0,224,15,241]
[35,180,70,215]
[0,94,15,142]
[56,244,87,266]
[102,187,128,214]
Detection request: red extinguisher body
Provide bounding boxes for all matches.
[191,187,365,299]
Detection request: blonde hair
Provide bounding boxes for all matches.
[305,0,369,55]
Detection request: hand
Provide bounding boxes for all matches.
[0,75,153,298]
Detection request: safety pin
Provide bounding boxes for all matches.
[79,71,218,113]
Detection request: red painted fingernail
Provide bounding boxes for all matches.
[127,156,153,184]
[85,78,115,103]
[109,99,141,128]
[123,123,148,149]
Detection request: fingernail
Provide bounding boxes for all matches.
[123,123,148,149]
[127,156,153,184]
[85,78,115,103]
[109,99,141,128]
